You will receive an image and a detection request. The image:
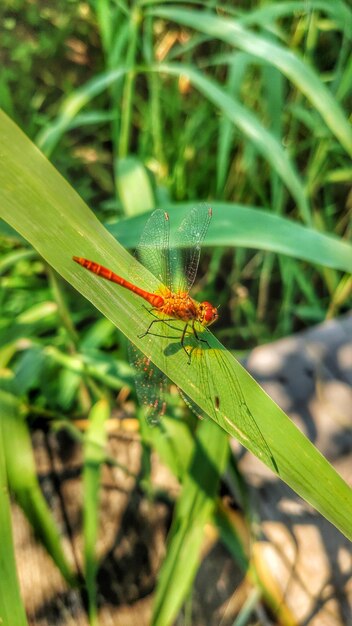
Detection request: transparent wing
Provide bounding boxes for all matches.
[169,204,212,293]
[127,207,213,427]
[130,209,171,289]
[180,343,276,470]
[128,211,170,424]
[128,342,168,426]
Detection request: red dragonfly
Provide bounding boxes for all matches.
[73,205,217,421]
[73,206,218,363]
[73,206,275,469]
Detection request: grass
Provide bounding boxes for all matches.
[1,1,352,624]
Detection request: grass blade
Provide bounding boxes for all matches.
[83,399,110,626]
[1,387,77,586]
[238,0,352,32]
[110,202,352,274]
[152,419,229,626]
[148,6,352,156]
[36,68,128,156]
[1,110,352,541]
[149,62,310,223]
[116,156,156,216]
[0,391,29,626]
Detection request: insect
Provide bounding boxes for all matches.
[73,206,276,470]
[73,206,218,363]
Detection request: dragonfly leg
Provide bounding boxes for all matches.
[138,317,177,339]
[142,304,160,319]
[181,323,193,364]
[192,322,210,348]
[141,305,184,333]
[181,322,211,364]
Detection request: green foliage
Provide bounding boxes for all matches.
[83,400,110,626]
[0,392,29,626]
[152,419,229,626]
[1,1,352,624]
[1,387,77,586]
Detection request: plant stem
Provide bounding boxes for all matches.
[118,4,141,159]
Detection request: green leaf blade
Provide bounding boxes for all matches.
[0,391,29,626]
[83,399,110,626]
[152,419,229,626]
[1,110,352,542]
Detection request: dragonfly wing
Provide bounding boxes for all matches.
[169,204,212,293]
[128,342,168,425]
[184,345,276,470]
[128,210,172,424]
[130,209,171,289]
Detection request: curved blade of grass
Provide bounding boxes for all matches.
[0,110,352,540]
[152,419,229,626]
[147,6,352,157]
[36,68,128,157]
[148,62,310,224]
[83,399,110,626]
[216,52,249,195]
[116,156,155,216]
[1,388,77,586]
[238,0,352,33]
[109,202,352,274]
[4,197,351,275]
[0,249,36,274]
[140,415,196,480]
[0,391,29,626]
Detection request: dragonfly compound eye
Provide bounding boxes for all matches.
[199,302,219,326]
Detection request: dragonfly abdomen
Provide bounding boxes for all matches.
[72,257,164,307]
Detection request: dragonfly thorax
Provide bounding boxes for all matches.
[159,290,198,321]
[157,289,218,327]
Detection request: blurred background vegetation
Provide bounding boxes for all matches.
[2,0,351,339]
[1,0,351,625]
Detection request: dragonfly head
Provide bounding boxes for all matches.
[198,301,219,327]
